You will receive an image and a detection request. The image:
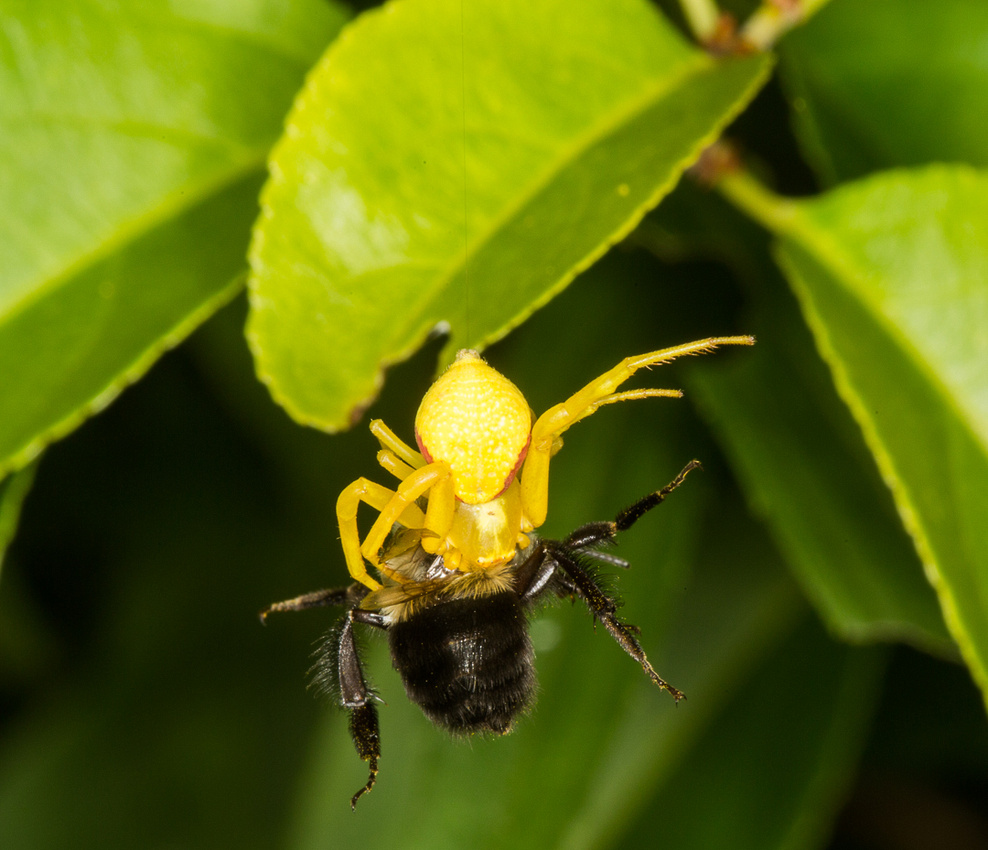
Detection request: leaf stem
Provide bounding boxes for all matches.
[716,168,799,237]
[677,0,722,43]
[740,0,831,50]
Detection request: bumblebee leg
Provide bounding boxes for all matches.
[512,542,556,600]
[259,586,351,623]
[259,582,372,623]
[545,542,685,702]
[263,583,384,807]
[337,478,429,591]
[563,460,702,551]
[614,460,702,532]
[338,609,385,810]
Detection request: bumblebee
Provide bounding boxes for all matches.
[262,337,753,808]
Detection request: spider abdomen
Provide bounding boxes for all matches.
[388,591,535,734]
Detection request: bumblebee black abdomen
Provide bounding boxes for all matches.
[388,590,535,734]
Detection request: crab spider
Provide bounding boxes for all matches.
[267,334,755,806]
[336,336,754,595]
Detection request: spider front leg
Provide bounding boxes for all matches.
[376,449,417,483]
[349,463,456,576]
[369,450,458,559]
[520,337,752,529]
[371,419,455,548]
[337,478,429,591]
[369,419,425,469]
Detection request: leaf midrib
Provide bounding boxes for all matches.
[387,50,714,347]
[0,151,264,330]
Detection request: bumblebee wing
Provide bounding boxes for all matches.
[360,579,449,610]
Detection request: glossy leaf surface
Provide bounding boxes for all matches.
[0,0,347,474]
[247,0,771,430]
[772,165,988,702]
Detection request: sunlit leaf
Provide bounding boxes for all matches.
[769,165,988,704]
[247,0,771,430]
[0,0,348,475]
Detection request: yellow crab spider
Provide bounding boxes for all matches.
[336,336,755,592]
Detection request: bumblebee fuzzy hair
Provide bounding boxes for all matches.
[545,548,624,620]
[309,620,379,706]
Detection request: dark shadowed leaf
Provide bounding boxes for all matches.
[779,0,988,184]
[690,277,951,653]
[637,182,951,652]
[618,617,884,850]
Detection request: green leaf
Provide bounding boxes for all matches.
[0,0,348,475]
[689,276,951,652]
[618,618,885,850]
[779,0,988,184]
[768,165,988,705]
[635,181,950,652]
[247,0,772,431]
[0,465,36,579]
